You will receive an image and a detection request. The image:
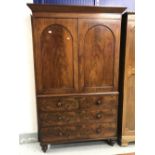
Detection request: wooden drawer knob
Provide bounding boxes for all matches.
[57,101,62,107]
[58,116,63,120]
[96,112,102,119]
[58,132,63,136]
[96,100,102,105]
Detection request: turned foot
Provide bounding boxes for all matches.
[107,139,115,146]
[40,144,48,153]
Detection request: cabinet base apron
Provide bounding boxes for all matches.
[40,138,117,153]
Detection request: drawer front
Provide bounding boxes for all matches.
[38,97,79,112]
[79,95,117,110]
[38,95,118,112]
[40,122,117,143]
[39,109,117,127]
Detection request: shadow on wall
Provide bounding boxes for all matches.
[98,0,135,12]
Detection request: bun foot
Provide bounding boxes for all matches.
[40,143,48,153]
[107,139,115,146]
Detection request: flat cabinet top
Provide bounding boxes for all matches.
[27,4,126,14]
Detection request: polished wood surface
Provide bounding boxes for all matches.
[41,24,73,89]
[39,109,117,127]
[78,19,121,92]
[38,95,118,112]
[38,95,118,127]
[40,122,117,143]
[32,18,78,94]
[27,4,126,13]
[119,13,135,146]
[28,4,125,152]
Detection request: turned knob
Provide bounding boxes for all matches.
[58,116,63,120]
[96,128,102,134]
[96,100,102,105]
[96,113,102,119]
[57,101,62,107]
[58,132,63,136]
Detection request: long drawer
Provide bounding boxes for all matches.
[39,109,117,127]
[38,95,118,112]
[40,122,117,143]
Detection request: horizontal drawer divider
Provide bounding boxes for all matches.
[37,92,119,98]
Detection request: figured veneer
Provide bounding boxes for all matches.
[41,24,74,89]
[40,122,117,143]
[27,4,126,152]
[38,95,117,112]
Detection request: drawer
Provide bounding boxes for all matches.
[38,97,79,112]
[79,95,118,110]
[39,109,117,127]
[38,95,118,112]
[40,122,117,143]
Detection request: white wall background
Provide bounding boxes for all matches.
[0,0,37,135]
[17,0,37,134]
[0,0,37,153]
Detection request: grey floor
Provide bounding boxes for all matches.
[19,141,135,155]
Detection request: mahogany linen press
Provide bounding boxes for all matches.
[27,4,126,152]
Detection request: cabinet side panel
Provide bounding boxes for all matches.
[121,14,135,145]
[124,16,135,132]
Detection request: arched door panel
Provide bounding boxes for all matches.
[32,19,78,94]
[78,19,120,93]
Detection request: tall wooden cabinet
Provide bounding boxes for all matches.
[119,13,135,146]
[27,4,126,152]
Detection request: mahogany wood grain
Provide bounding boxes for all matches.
[40,122,117,143]
[78,19,121,92]
[38,95,118,112]
[32,18,78,94]
[27,4,126,13]
[41,24,73,89]
[28,4,125,152]
[39,109,117,127]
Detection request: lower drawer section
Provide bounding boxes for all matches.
[40,122,117,143]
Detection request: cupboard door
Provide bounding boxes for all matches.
[32,18,78,94]
[78,19,121,93]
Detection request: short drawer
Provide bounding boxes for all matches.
[79,95,118,110]
[39,109,117,127]
[38,97,79,112]
[40,122,117,143]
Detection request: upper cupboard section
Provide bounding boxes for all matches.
[32,18,78,94]
[32,17,121,94]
